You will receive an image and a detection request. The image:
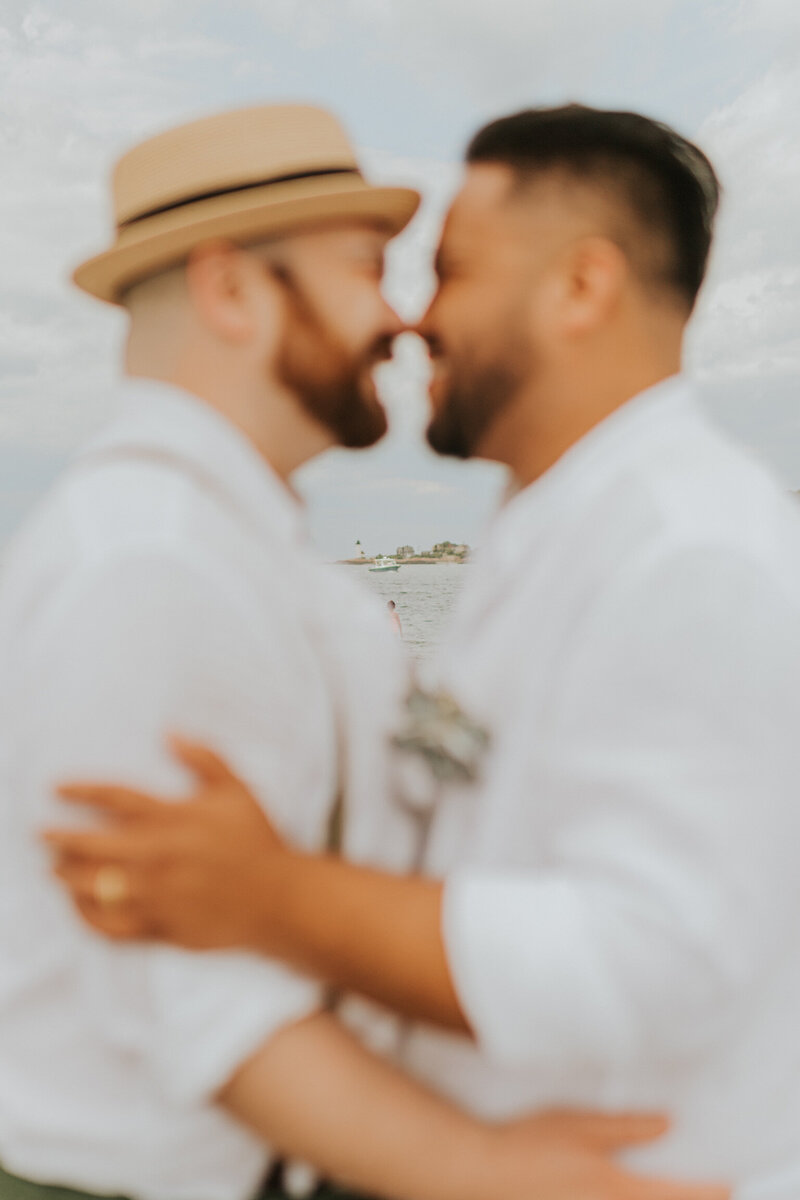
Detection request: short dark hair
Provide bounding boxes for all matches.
[466,104,720,309]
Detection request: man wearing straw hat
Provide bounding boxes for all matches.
[0,104,715,1200]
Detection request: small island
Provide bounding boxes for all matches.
[339,541,470,565]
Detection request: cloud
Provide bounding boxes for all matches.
[687,54,800,475]
[731,0,800,37]
[0,3,231,448]
[245,0,707,108]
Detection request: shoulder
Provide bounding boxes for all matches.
[641,405,800,557]
[590,405,800,614]
[3,448,196,590]
[576,404,800,606]
[3,476,266,674]
[62,452,196,564]
[554,417,800,682]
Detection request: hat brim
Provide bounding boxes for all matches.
[73,173,421,305]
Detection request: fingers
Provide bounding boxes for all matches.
[168,734,243,788]
[41,826,161,864]
[74,896,150,941]
[51,860,151,941]
[617,1173,729,1200]
[582,1111,669,1150]
[55,782,166,821]
[536,1109,670,1151]
[52,857,143,906]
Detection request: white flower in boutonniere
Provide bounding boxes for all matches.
[392,685,492,790]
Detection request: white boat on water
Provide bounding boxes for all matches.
[369,555,400,573]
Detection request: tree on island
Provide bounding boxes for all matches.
[430,541,470,560]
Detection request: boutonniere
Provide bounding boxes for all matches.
[392,685,491,787]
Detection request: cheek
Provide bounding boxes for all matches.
[320,281,385,352]
[441,285,498,347]
[525,274,562,339]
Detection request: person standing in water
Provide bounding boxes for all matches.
[387,600,402,637]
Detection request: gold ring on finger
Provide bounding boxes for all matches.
[92,865,130,907]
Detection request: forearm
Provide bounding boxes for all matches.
[220,1012,487,1200]
[263,850,470,1033]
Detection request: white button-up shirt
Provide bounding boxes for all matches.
[401,376,800,1198]
[0,380,409,1200]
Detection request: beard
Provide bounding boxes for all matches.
[272,269,391,450]
[425,330,531,460]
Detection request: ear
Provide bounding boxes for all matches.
[558,236,627,337]
[184,241,274,344]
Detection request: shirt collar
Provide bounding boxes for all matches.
[485,373,695,574]
[79,378,308,549]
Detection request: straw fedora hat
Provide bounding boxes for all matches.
[73,103,421,305]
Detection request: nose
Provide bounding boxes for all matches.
[381,301,407,341]
[413,296,439,348]
[413,321,442,359]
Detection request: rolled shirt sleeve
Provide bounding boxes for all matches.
[27,549,328,1104]
[441,545,800,1071]
[147,948,320,1105]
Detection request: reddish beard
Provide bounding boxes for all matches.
[271,266,391,449]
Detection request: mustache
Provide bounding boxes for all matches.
[364,334,396,367]
[421,333,445,360]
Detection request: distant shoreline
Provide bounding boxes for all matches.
[337,557,468,565]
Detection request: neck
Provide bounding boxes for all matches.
[124,349,335,482]
[480,341,683,489]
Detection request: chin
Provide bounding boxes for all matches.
[425,397,468,459]
[425,425,470,460]
[338,406,389,450]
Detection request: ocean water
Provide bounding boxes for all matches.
[345,562,468,662]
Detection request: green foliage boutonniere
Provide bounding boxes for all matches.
[392,685,491,787]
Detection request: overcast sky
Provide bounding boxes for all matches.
[1,0,799,558]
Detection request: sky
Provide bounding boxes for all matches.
[0,0,799,558]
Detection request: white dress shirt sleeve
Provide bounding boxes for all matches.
[442,544,800,1071]
[28,548,324,1106]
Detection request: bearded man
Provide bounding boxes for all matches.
[47,104,800,1197]
[0,103,709,1200]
